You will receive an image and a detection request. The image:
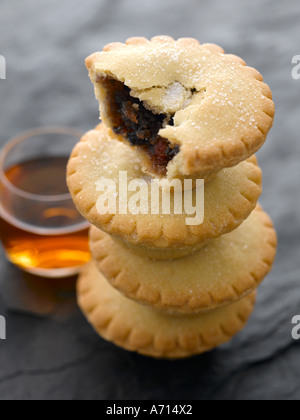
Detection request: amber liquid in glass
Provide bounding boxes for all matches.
[0,157,90,275]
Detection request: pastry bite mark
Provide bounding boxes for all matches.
[97,76,190,176]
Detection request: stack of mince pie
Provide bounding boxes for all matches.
[67,36,277,359]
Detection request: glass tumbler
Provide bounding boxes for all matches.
[0,127,91,278]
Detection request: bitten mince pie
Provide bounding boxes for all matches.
[86,36,275,180]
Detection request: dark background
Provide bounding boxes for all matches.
[0,0,300,400]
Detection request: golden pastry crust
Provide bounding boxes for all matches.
[90,206,277,314]
[67,124,262,257]
[77,262,256,359]
[86,36,274,180]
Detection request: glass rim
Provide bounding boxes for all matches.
[0,126,84,202]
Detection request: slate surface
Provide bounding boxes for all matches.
[0,0,299,401]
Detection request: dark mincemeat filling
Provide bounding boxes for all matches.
[100,78,179,175]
